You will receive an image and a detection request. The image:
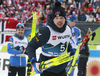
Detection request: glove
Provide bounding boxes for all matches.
[19,46,27,55]
[70,48,76,55]
[21,50,27,55]
[30,57,42,74]
[82,34,90,44]
[91,32,96,41]
[20,46,24,51]
[15,46,20,50]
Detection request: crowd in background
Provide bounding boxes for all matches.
[0,0,100,26]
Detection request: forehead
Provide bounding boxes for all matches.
[16,28,24,30]
[54,16,65,19]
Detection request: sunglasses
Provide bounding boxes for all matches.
[67,20,72,23]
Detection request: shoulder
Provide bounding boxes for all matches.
[32,26,50,46]
[9,36,13,42]
[66,25,72,32]
[35,26,50,40]
[67,25,71,29]
[38,26,50,35]
[74,26,81,32]
[66,25,71,29]
[24,36,29,42]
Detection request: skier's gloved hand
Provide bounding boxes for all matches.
[91,32,96,41]
[82,34,90,44]
[70,48,76,55]
[20,46,27,55]
[30,57,42,74]
[21,50,27,55]
[20,46,24,51]
[15,46,20,50]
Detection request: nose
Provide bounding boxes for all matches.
[58,19,62,22]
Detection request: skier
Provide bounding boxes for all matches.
[66,15,81,76]
[77,39,89,76]
[26,2,76,76]
[7,23,28,76]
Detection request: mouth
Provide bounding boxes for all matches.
[19,33,23,36]
[57,22,63,27]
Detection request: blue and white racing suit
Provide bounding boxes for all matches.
[68,26,81,76]
[7,35,28,67]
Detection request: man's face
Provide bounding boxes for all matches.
[53,16,65,28]
[67,20,76,27]
[16,28,24,36]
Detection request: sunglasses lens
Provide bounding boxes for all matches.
[67,20,72,23]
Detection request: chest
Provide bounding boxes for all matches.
[13,37,28,48]
[47,26,71,46]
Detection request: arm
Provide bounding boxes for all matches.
[26,27,50,59]
[26,27,50,74]
[7,37,22,54]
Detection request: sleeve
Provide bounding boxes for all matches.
[76,28,81,45]
[7,37,22,55]
[67,43,76,56]
[26,27,50,59]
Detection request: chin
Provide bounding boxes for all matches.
[57,25,63,28]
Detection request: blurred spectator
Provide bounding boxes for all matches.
[80,3,85,11]
[10,7,16,14]
[74,8,81,15]
[18,5,23,12]
[72,11,78,21]
[0,0,3,5]
[84,0,89,8]
[9,11,15,18]
[74,0,80,8]
[71,0,76,8]
[12,0,21,6]
[85,3,93,12]
[79,0,85,5]
[38,11,45,24]
[93,0,100,9]
[96,13,100,23]
[21,17,27,24]
[3,1,8,8]
[36,7,42,25]
[69,4,75,14]
[21,10,27,24]
[14,11,20,21]
[95,6,100,14]
[85,13,96,22]
[58,0,63,2]
[46,0,51,5]
[65,4,69,13]
[26,12,32,23]
[62,0,68,5]
[0,12,5,21]
[96,9,100,17]
[43,7,52,25]
[85,10,91,18]
[78,10,86,21]
[0,5,5,12]
[21,10,27,19]
[52,0,58,6]
[66,10,71,17]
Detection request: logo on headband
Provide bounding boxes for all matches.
[55,11,60,17]
[19,25,22,28]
